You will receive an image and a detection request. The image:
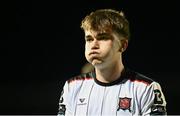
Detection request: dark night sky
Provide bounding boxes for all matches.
[1,0,180,115]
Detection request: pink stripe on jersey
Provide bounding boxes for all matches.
[130,79,151,85]
[68,76,93,83]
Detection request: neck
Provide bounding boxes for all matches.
[95,60,124,83]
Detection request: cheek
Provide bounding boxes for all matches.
[85,45,89,57]
[85,43,91,51]
[85,44,88,52]
[110,40,120,53]
[102,42,113,52]
[102,42,117,58]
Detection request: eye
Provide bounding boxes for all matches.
[86,38,91,42]
[100,36,108,40]
[85,37,93,42]
[97,35,111,40]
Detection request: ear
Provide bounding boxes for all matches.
[119,39,128,52]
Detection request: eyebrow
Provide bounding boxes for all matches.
[85,35,92,38]
[85,33,110,38]
[96,33,110,37]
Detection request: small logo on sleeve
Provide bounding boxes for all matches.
[117,97,131,111]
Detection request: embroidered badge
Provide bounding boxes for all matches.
[58,104,66,115]
[118,97,131,111]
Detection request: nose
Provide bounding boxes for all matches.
[91,39,99,49]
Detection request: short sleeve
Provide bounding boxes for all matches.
[141,82,167,116]
[57,81,72,116]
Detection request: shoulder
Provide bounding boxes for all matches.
[67,71,94,84]
[125,68,154,86]
[62,72,95,94]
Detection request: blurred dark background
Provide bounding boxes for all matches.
[1,0,179,115]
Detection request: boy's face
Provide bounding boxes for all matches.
[84,28,123,68]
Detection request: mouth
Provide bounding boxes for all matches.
[89,51,99,56]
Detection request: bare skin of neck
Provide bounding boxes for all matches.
[95,59,124,83]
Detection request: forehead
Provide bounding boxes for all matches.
[84,28,113,36]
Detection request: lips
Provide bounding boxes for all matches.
[89,51,99,55]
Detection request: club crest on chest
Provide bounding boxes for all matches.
[117,97,131,111]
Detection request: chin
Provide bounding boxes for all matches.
[91,59,102,65]
[92,61,107,69]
